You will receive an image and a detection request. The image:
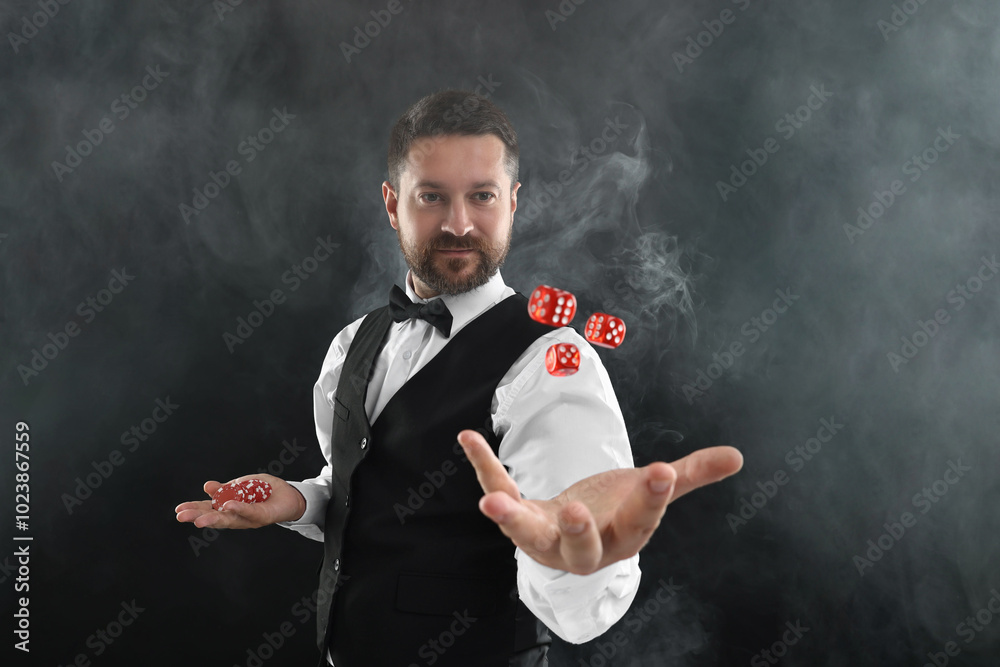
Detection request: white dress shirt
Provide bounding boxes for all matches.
[278,267,642,649]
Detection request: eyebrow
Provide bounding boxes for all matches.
[413,180,502,191]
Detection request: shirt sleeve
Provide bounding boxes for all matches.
[493,327,643,644]
[516,550,640,644]
[275,317,364,543]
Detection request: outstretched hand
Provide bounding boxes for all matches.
[174,473,306,530]
[456,430,743,575]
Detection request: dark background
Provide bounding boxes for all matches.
[3,0,999,665]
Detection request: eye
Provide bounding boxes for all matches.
[474,192,496,202]
[420,193,442,203]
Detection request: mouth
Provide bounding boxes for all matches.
[436,248,476,256]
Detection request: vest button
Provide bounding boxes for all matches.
[334,558,340,571]
[345,494,350,506]
[360,437,367,449]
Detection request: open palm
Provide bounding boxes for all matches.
[457,429,744,575]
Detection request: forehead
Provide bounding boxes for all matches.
[401,134,507,189]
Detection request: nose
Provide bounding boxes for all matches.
[441,198,474,237]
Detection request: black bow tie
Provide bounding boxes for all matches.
[388,284,453,337]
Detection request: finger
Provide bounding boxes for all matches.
[175,508,211,523]
[191,505,253,529]
[172,481,223,516]
[174,499,212,514]
[668,446,744,502]
[457,430,519,499]
[609,462,675,557]
[176,500,256,529]
[478,491,557,555]
[557,502,602,574]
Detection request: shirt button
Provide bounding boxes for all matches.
[403,350,411,360]
[334,558,340,571]
[360,437,367,449]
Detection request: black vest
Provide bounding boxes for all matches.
[315,291,555,667]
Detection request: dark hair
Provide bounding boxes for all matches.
[386,89,519,191]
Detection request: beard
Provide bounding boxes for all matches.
[397,224,511,297]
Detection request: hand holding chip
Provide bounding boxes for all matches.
[456,429,743,575]
[174,473,306,530]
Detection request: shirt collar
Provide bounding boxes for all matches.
[404,268,508,336]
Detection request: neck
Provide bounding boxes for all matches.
[411,275,440,300]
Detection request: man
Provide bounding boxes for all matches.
[176,90,743,666]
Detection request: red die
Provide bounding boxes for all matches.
[528,285,576,327]
[584,313,626,348]
[545,343,580,376]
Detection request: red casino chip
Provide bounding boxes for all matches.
[211,481,246,510]
[238,478,272,504]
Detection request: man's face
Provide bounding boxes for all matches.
[383,134,520,299]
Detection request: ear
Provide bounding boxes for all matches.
[383,181,399,230]
[510,181,520,219]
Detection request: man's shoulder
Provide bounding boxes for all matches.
[494,292,589,341]
[517,324,599,360]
